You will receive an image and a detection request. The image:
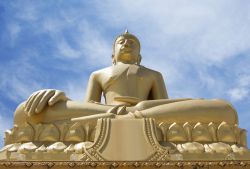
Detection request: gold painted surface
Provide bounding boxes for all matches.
[13,31,238,126]
[1,118,250,161]
[1,31,249,161]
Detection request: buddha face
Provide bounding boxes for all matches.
[113,35,141,64]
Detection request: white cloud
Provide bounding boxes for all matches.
[228,88,249,102]
[57,21,111,68]
[0,116,13,148]
[0,103,13,148]
[73,21,111,67]
[41,18,65,34]
[0,56,44,102]
[239,110,250,132]
[57,39,82,59]
[10,1,40,22]
[62,80,87,101]
[239,75,250,87]
[92,0,250,102]
[228,74,250,102]
[95,0,250,65]
[30,12,112,70]
[7,23,21,46]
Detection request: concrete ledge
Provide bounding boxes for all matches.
[1,161,250,169]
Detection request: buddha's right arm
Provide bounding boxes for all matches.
[14,101,114,125]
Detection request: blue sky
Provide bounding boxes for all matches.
[0,1,250,147]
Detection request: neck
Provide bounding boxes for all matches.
[116,61,137,65]
[114,53,139,65]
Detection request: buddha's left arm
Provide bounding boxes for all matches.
[85,73,102,103]
[151,72,168,99]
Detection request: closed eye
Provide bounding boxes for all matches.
[118,39,125,44]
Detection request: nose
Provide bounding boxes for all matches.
[124,40,129,47]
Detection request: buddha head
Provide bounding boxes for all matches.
[112,30,141,65]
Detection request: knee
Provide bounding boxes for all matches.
[213,99,238,124]
[14,101,27,126]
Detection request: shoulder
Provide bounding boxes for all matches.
[91,66,112,75]
[140,65,163,77]
[89,66,112,80]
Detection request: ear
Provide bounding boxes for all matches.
[137,54,142,65]
[112,54,116,65]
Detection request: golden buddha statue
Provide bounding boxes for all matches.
[2,31,249,162]
[14,30,238,126]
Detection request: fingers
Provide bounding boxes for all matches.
[107,105,120,114]
[35,90,55,114]
[134,110,143,118]
[48,90,68,106]
[24,89,69,116]
[28,90,47,116]
[117,106,127,115]
[24,92,36,110]
[106,105,128,115]
[24,92,40,115]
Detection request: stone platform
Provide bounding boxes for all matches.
[1,161,250,169]
[1,118,250,161]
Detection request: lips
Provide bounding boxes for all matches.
[121,47,132,52]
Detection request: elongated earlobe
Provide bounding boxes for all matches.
[112,55,116,65]
[136,54,142,65]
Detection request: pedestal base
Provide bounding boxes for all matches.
[1,118,250,161]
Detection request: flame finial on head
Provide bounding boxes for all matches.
[125,29,129,34]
